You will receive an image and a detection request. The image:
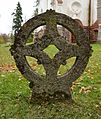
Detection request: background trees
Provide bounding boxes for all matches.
[12,2,23,35]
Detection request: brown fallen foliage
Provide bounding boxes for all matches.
[0,64,16,72]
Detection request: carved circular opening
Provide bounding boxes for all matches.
[58,57,76,75]
[43,45,59,59]
[26,56,46,76]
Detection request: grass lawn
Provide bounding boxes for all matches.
[0,44,101,119]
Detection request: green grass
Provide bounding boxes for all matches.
[0,44,101,119]
[0,44,14,65]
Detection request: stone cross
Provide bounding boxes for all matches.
[10,10,92,103]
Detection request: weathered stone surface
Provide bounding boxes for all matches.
[10,10,92,103]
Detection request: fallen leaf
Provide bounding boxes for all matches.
[0,64,16,72]
[79,86,92,94]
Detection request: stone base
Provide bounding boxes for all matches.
[29,79,72,104]
[30,91,72,104]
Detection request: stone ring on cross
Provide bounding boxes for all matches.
[10,10,92,102]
